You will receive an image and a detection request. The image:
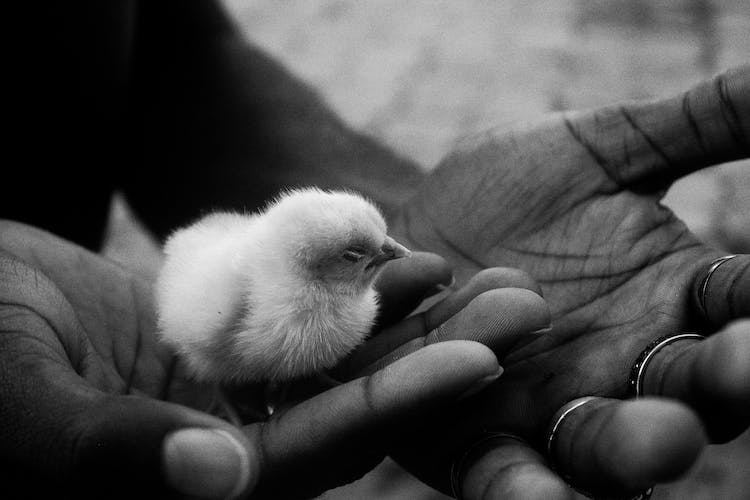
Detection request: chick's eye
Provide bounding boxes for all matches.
[342,246,366,262]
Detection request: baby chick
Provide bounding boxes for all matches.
[156,188,411,385]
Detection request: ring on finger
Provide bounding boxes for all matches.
[546,397,654,500]
[628,333,706,397]
[698,254,737,317]
[546,396,599,459]
[450,432,526,500]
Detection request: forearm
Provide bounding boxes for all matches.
[123,0,421,238]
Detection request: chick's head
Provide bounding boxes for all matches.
[265,188,411,292]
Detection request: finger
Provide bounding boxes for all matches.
[344,267,546,374]
[562,65,749,193]
[358,288,549,377]
[374,251,453,327]
[548,397,706,498]
[248,340,501,499]
[425,267,543,327]
[457,434,576,500]
[91,398,258,500]
[642,320,750,442]
[692,253,750,329]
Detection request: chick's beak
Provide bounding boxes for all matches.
[368,236,412,268]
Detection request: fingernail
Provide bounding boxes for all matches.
[458,366,504,400]
[531,325,552,335]
[163,428,250,500]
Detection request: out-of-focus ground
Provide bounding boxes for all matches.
[103,1,749,498]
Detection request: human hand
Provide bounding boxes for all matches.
[0,221,546,499]
[381,65,750,498]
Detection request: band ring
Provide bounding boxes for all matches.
[449,432,526,499]
[546,396,599,459]
[547,397,655,499]
[628,333,706,397]
[698,254,737,317]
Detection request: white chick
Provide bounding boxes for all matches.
[156,188,411,384]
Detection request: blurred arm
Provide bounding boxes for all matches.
[122,0,422,238]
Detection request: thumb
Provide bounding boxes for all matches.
[0,251,257,500]
[72,396,258,500]
[4,377,259,500]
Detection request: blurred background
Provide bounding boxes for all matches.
[103,1,749,498]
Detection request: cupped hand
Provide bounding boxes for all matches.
[382,65,750,498]
[0,221,548,499]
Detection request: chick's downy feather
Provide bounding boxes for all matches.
[156,188,410,383]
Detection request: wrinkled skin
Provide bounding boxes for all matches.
[377,66,750,498]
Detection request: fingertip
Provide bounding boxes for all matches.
[408,340,501,381]
[556,398,706,496]
[460,288,551,340]
[375,341,501,406]
[413,252,455,298]
[412,251,454,286]
[423,287,551,358]
[424,268,547,329]
[603,399,706,485]
[381,251,453,287]
[163,427,259,500]
[221,428,261,498]
[375,251,454,326]
[694,320,750,407]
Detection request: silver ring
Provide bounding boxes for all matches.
[450,432,525,499]
[546,396,599,459]
[628,333,706,397]
[699,254,737,316]
[547,398,656,500]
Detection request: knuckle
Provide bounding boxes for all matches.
[359,371,383,415]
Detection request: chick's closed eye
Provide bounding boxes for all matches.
[343,246,367,262]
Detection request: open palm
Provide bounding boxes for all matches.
[390,66,750,498]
